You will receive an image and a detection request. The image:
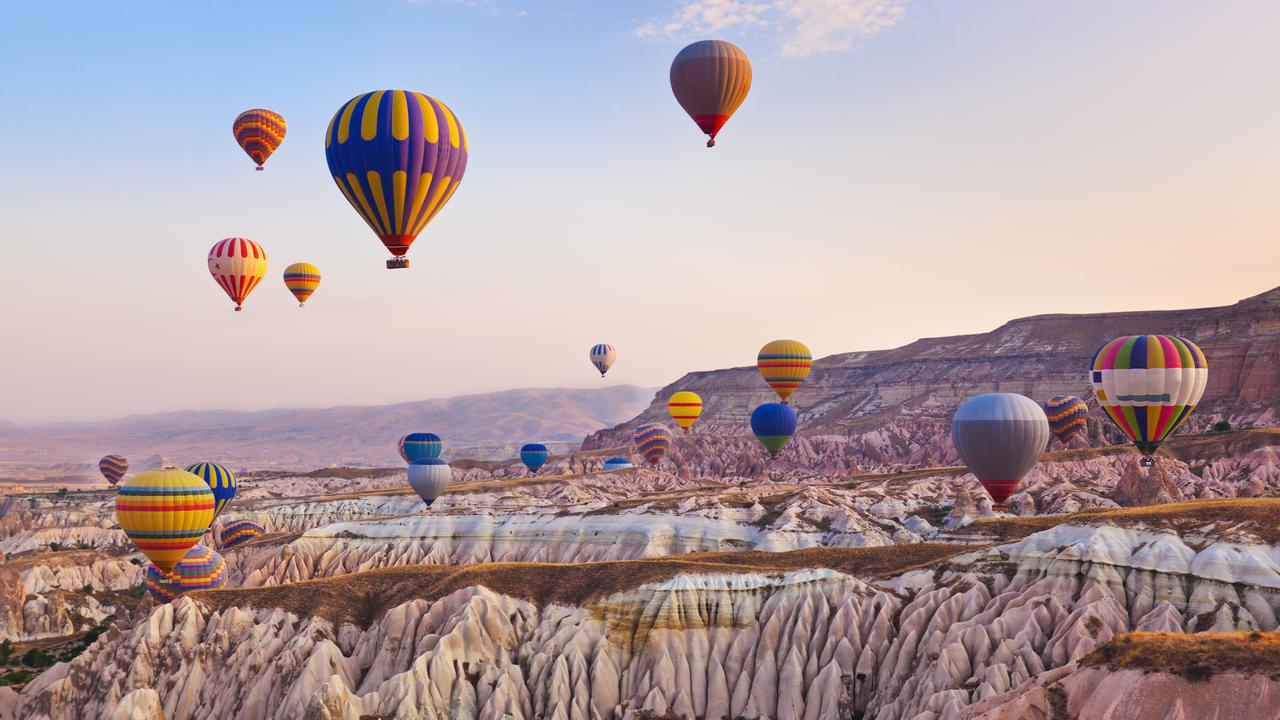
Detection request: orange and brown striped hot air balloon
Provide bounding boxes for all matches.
[670,40,752,148]
[233,109,286,170]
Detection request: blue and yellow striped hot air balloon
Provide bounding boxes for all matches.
[520,443,549,474]
[633,423,673,466]
[145,545,226,603]
[116,469,214,574]
[99,454,128,486]
[325,90,468,269]
[185,463,236,523]
[219,519,265,550]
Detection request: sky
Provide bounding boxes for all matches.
[1,0,1278,423]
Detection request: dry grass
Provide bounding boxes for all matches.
[1082,631,1280,679]
[195,544,968,627]
[956,498,1280,544]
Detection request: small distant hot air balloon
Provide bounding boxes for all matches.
[116,469,214,574]
[670,40,752,148]
[184,463,236,523]
[952,393,1050,507]
[1044,395,1089,445]
[99,455,128,486]
[520,443,549,474]
[325,90,468,269]
[668,391,703,432]
[232,109,286,171]
[1090,335,1208,466]
[408,458,452,508]
[145,545,226,603]
[283,263,320,307]
[633,423,673,466]
[602,457,633,472]
[399,433,443,463]
[590,344,617,378]
[751,403,797,458]
[757,340,812,403]
[219,519,264,550]
[208,238,268,311]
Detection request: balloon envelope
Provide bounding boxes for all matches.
[99,454,128,486]
[219,519,265,550]
[951,393,1050,504]
[751,403,797,458]
[184,463,236,523]
[602,457,633,472]
[208,238,268,311]
[324,90,468,268]
[145,545,226,603]
[116,469,214,574]
[1090,335,1208,464]
[633,423,673,466]
[399,433,443,463]
[520,443,549,473]
[670,40,752,147]
[1044,395,1089,444]
[408,458,452,507]
[668,391,703,431]
[232,109,286,170]
[590,344,617,377]
[283,262,320,307]
[757,340,812,403]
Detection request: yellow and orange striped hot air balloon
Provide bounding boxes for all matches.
[233,109,286,170]
[115,469,215,574]
[668,391,703,431]
[757,340,812,404]
[283,262,320,307]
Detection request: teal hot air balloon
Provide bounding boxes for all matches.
[520,443,549,474]
[751,403,797,458]
[399,433,443,463]
[184,463,236,523]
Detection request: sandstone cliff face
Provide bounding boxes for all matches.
[0,552,141,642]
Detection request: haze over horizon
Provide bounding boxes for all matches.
[3,0,1278,423]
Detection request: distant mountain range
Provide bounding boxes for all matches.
[0,385,656,479]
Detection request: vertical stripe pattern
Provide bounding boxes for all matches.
[115,469,215,574]
[590,344,617,377]
[184,462,237,521]
[1090,335,1208,460]
[670,40,752,146]
[207,237,269,310]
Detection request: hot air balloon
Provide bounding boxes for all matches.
[283,262,320,307]
[399,433,443,463]
[232,109,286,171]
[751,403,797,458]
[184,463,236,523]
[219,519,265,550]
[668,391,703,431]
[602,457,633,472]
[324,90,468,269]
[1044,395,1089,445]
[633,423,673,466]
[408,458,452,507]
[590,344,617,378]
[99,455,128,486]
[520,443,549,474]
[951,393,1050,507]
[1090,335,1208,466]
[757,340,812,403]
[144,545,226,603]
[670,40,752,148]
[116,469,214,574]
[208,238,268,311]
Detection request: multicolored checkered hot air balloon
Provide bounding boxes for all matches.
[116,469,214,574]
[144,545,226,603]
[520,443,549,474]
[670,40,752,148]
[1044,395,1089,445]
[590,344,616,378]
[208,238,268,312]
[757,339,812,404]
[751,403,797,458]
[98,454,128,486]
[399,433,443,463]
[633,423,673,466]
[184,463,236,523]
[1090,335,1208,466]
[668,391,703,432]
[232,109,286,171]
[219,519,264,550]
[324,90,468,269]
[283,263,320,307]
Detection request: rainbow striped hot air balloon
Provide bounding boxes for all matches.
[219,519,264,550]
[670,40,752,148]
[184,463,236,523]
[325,90,468,269]
[116,469,214,574]
[668,391,703,432]
[232,109,286,171]
[1090,335,1208,466]
[633,423,673,466]
[145,545,226,603]
[399,433,443,463]
[208,238,268,312]
[757,340,812,404]
[1044,395,1090,445]
[99,455,128,486]
[751,403,797,458]
[283,263,320,307]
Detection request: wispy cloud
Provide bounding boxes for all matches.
[403,0,528,18]
[636,0,906,58]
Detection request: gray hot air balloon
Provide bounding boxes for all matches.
[951,393,1050,507]
[407,458,452,508]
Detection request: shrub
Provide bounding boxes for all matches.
[21,648,53,668]
[1212,420,1233,433]
[0,639,13,664]
[82,584,94,594]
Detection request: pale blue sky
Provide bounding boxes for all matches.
[1,1,1277,422]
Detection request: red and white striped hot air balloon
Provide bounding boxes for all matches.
[207,238,268,312]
